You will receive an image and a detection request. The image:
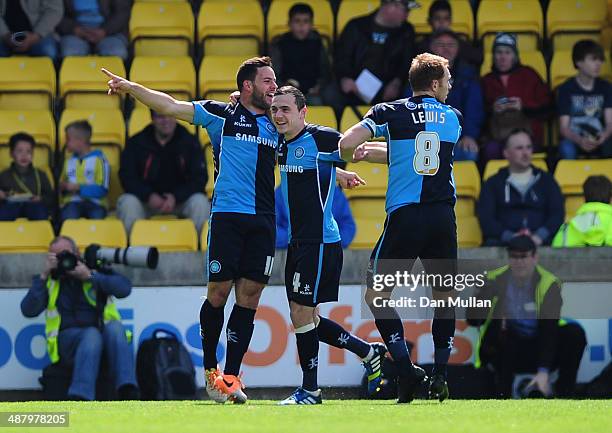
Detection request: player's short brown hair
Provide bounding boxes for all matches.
[236,56,273,91]
[274,86,306,111]
[409,53,449,92]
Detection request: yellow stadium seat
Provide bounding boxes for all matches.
[198,0,263,56]
[60,218,127,250]
[336,0,379,36]
[481,50,547,82]
[0,220,54,253]
[344,162,388,198]
[547,0,607,50]
[339,106,386,141]
[554,159,612,195]
[350,217,384,249]
[564,195,585,220]
[267,0,334,45]
[128,106,196,138]
[204,144,216,197]
[0,57,55,110]
[199,127,211,147]
[199,56,243,99]
[457,216,482,248]
[455,197,475,217]
[200,219,209,250]
[349,197,386,220]
[483,158,547,180]
[454,160,480,199]
[550,49,612,89]
[477,0,543,51]
[59,108,125,148]
[274,165,281,188]
[130,219,198,251]
[60,56,125,109]
[0,146,53,180]
[409,0,474,37]
[92,145,122,209]
[0,110,55,149]
[129,1,194,56]
[306,106,337,129]
[130,57,196,101]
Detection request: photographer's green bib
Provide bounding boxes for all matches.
[44,277,130,364]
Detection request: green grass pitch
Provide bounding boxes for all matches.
[1,399,610,433]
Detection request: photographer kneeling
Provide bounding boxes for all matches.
[20,236,139,401]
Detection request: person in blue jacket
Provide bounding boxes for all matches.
[477,129,564,246]
[275,185,356,249]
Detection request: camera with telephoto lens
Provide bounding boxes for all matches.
[54,250,79,276]
[84,244,159,271]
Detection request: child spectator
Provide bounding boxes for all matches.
[0,133,54,220]
[558,40,612,159]
[59,120,109,222]
[269,3,332,106]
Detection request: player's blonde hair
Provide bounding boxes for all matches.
[409,53,449,92]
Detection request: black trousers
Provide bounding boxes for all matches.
[490,322,587,398]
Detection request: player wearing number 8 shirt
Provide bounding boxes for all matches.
[340,53,462,403]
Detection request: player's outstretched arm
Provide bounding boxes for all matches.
[353,142,388,164]
[339,123,372,161]
[336,168,366,189]
[101,68,194,123]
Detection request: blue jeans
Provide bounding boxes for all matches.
[0,34,59,61]
[454,145,479,162]
[60,34,128,60]
[61,201,106,222]
[0,201,48,220]
[58,321,136,401]
[559,139,579,160]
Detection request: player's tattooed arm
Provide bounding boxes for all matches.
[336,168,366,189]
[102,68,194,123]
[352,142,388,164]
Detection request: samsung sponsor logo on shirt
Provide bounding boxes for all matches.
[279,164,304,173]
[235,133,277,148]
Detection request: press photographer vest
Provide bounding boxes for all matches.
[44,277,129,364]
[474,265,565,368]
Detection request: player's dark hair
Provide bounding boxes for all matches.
[572,39,604,69]
[289,3,314,20]
[583,175,612,203]
[8,132,35,153]
[65,120,93,142]
[275,86,306,111]
[503,127,533,149]
[428,0,451,20]
[236,56,273,92]
[409,53,449,92]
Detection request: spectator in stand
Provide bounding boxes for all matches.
[274,185,356,249]
[405,29,483,161]
[59,120,109,222]
[481,33,552,162]
[557,40,612,159]
[57,0,130,61]
[477,128,564,246]
[117,110,210,235]
[0,0,62,61]
[553,175,612,247]
[329,0,418,108]
[269,3,332,106]
[0,133,54,220]
[416,0,482,67]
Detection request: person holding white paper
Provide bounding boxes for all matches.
[329,0,418,107]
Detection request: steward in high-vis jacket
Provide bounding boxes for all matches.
[467,235,586,398]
